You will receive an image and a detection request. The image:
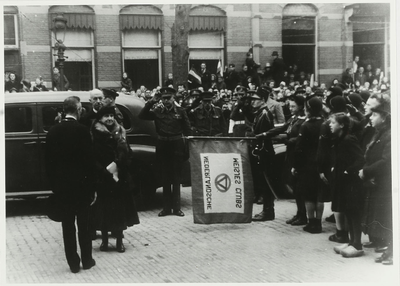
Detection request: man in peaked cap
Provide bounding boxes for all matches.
[189,91,227,136]
[138,87,192,217]
[246,86,277,221]
[101,88,123,124]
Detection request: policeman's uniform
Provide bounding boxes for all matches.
[189,91,227,136]
[248,88,276,221]
[138,87,192,217]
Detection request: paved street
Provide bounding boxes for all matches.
[5,187,399,284]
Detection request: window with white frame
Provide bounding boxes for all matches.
[4,14,18,48]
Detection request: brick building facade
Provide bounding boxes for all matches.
[4,3,391,91]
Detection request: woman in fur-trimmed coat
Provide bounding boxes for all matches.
[90,106,139,253]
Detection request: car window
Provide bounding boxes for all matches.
[5,106,33,133]
[42,105,63,132]
[116,105,132,130]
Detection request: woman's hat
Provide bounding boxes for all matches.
[359,90,370,103]
[306,97,323,115]
[347,93,363,109]
[330,96,347,113]
[96,106,116,119]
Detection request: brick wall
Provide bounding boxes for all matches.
[227,17,251,46]
[9,3,388,92]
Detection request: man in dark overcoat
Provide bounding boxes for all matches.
[271,51,286,87]
[138,87,192,217]
[45,96,96,273]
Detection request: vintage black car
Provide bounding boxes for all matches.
[4,91,289,207]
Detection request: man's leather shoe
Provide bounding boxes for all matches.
[83,259,96,270]
[173,210,185,217]
[158,210,171,217]
[100,242,108,251]
[291,217,307,226]
[375,252,390,263]
[70,265,80,273]
[116,242,125,253]
[252,211,275,221]
[286,215,298,224]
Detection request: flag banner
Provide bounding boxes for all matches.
[217,59,223,77]
[188,137,254,224]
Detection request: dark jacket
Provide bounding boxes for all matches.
[294,117,323,171]
[361,125,392,239]
[121,77,133,91]
[139,101,192,137]
[52,73,70,91]
[294,117,324,200]
[330,133,364,212]
[45,117,96,204]
[5,80,22,92]
[189,104,227,136]
[223,70,240,91]
[265,114,306,167]
[91,120,139,231]
[271,57,285,85]
[200,69,212,91]
[250,104,275,163]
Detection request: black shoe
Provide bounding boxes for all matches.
[291,217,307,226]
[158,210,171,217]
[252,211,275,221]
[303,219,322,234]
[173,210,185,217]
[100,242,108,251]
[82,259,96,270]
[325,214,336,223]
[116,242,125,253]
[70,265,80,273]
[329,232,349,243]
[286,215,298,224]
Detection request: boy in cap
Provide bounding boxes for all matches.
[138,87,192,217]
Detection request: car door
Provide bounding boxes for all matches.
[5,103,42,193]
[37,102,64,191]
